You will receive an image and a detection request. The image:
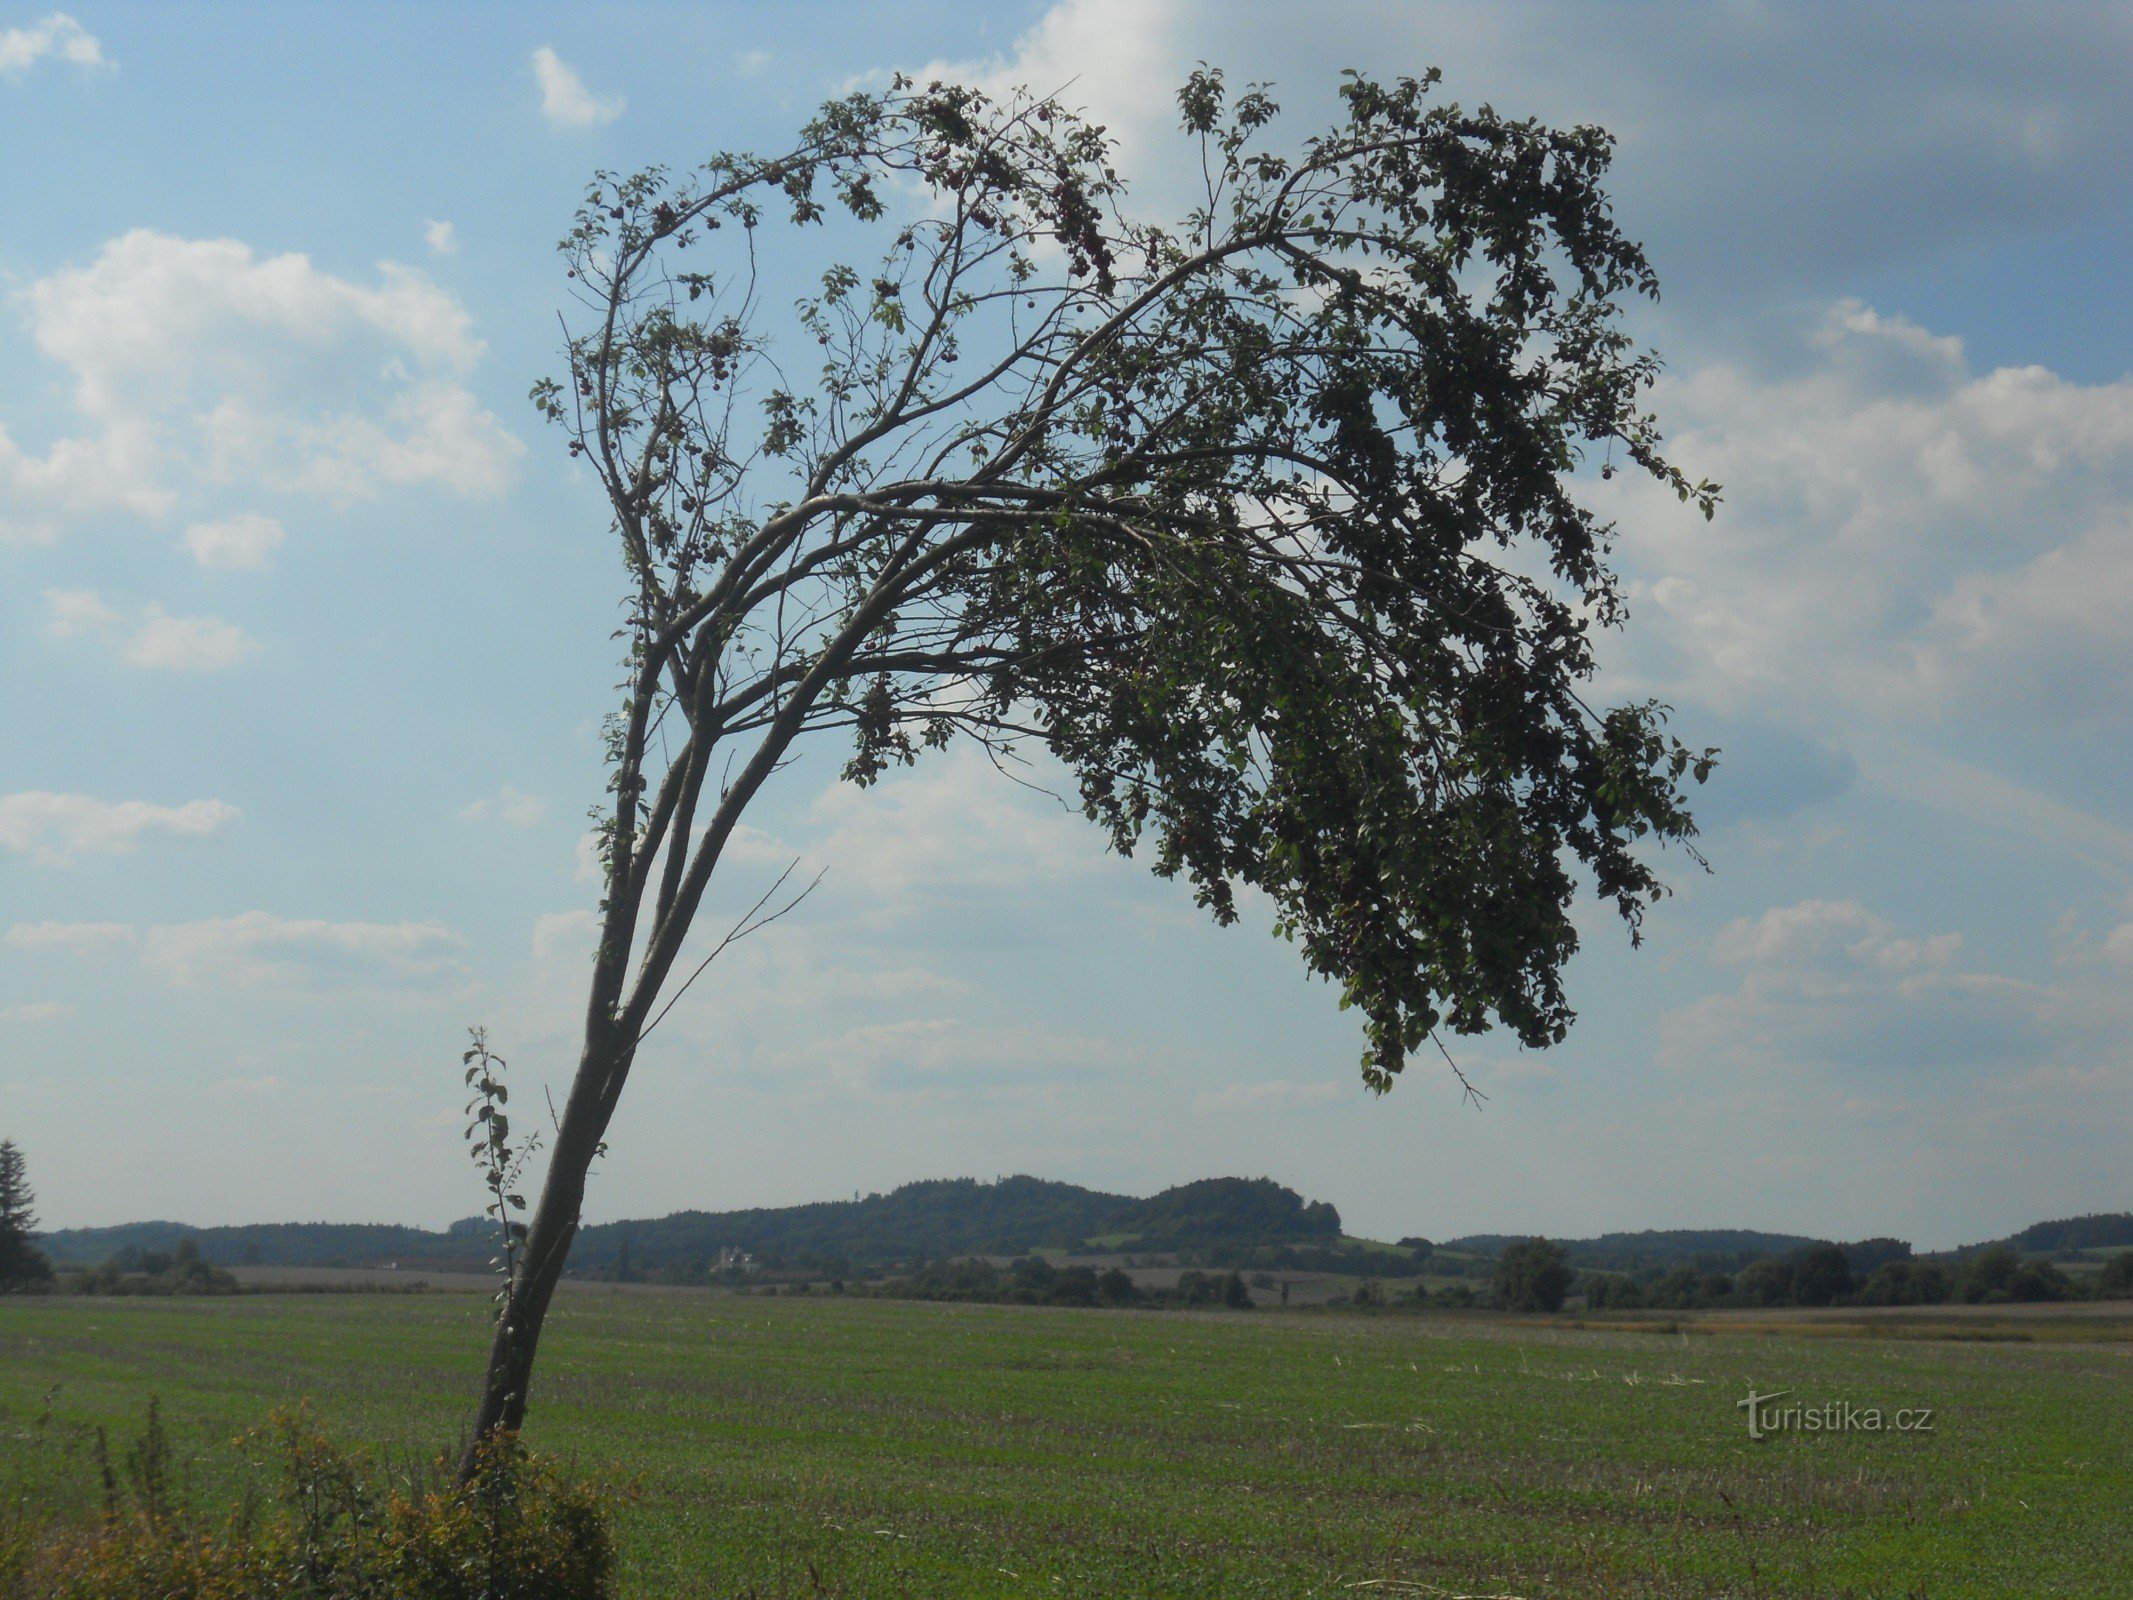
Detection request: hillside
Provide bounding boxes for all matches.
[571,1175,1134,1273]
[2008,1213,2133,1253]
[1103,1177,1341,1248]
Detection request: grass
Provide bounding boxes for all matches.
[2,1289,2127,1597]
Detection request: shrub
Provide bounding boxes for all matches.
[0,1404,616,1600]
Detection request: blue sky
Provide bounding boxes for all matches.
[4,2,2130,1249]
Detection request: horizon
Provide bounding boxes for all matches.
[31,1166,2123,1258]
[6,2,2132,1251]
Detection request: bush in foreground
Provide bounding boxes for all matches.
[0,1403,615,1600]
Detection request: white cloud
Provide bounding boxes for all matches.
[2,230,519,542]
[1662,897,2048,1079]
[532,46,622,127]
[914,3,2133,309]
[461,784,548,828]
[736,49,771,77]
[0,12,106,76]
[0,1000,72,1022]
[0,793,239,865]
[45,588,258,671]
[1604,301,2133,733]
[4,921,138,952]
[424,219,458,255]
[141,912,464,989]
[43,587,119,635]
[123,607,258,670]
[180,512,283,570]
[1194,1078,1344,1114]
[911,0,1184,168]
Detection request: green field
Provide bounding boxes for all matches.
[2,1290,2127,1597]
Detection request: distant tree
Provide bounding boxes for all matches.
[1581,1272,1641,1310]
[2098,1250,2133,1300]
[1955,1245,2021,1304]
[1856,1260,1951,1307]
[1493,1239,1573,1313]
[1789,1243,1853,1307]
[1223,1270,1253,1309]
[467,64,1715,1465]
[1951,1245,2072,1305]
[1839,1237,1912,1276]
[1734,1257,1796,1308]
[0,1140,54,1293]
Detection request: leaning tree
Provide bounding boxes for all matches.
[464,66,1716,1465]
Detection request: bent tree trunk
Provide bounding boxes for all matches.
[459,1025,630,1476]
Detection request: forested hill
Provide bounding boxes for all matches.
[1103,1177,1341,1248]
[37,1175,1341,1273]
[571,1175,1135,1273]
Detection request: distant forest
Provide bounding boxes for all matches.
[37,1182,2133,1287]
[37,1175,1347,1278]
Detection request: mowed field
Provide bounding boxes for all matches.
[1,1290,2127,1598]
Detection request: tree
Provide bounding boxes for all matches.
[1492,1238,1573,1313]
[1735,1256,1796,1308]
[1789,1242,1853,1307]
[1581,1271,1641,1310]
[0,1140,55,1293]
[466,65,1715,1466]
[2098,1250,2133,1300]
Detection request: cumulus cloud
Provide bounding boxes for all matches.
[1,230,519,543]
[0,12,105,76]
[909,2,2133,309]
[907,0,1187,176]
[461,784,548,828]
[140,912,464,988]
[533,46,622,127]
[179,512,284,570]
[45,588,258,671]
[0,793,239,865]
[424,219,458,255]
[1602,301,2133,736]
[1661,898,2048,1078]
